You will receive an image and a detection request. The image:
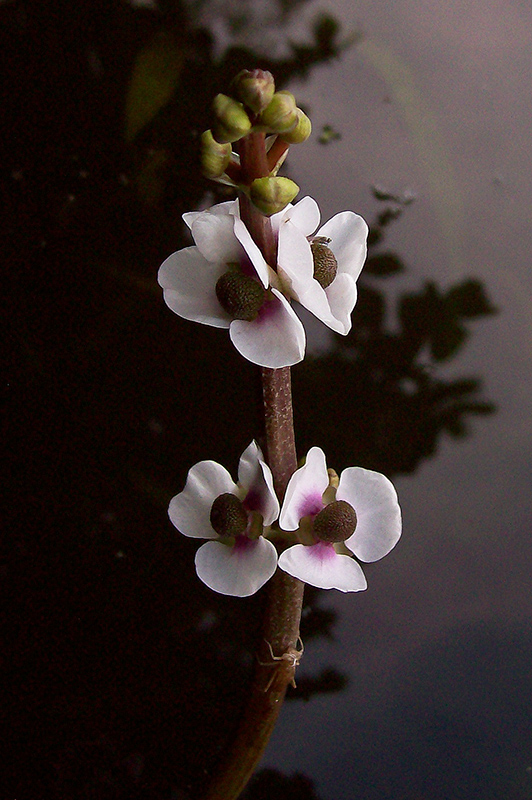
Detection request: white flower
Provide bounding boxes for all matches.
[277,447,401,592]
[272,197,369,335]
[168,441,280,597]
[158,203,305,368]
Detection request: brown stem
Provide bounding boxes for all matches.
[199,127,304,800]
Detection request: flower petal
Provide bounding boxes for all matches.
[271,196,321,237]
[337,467,402,562]
[323,272,358,334]
[318,211,368,282]
[229,289,305,368]
[158,246,231,328]
[183,200,237,230]
[279,447,329,530]
[278,542,367,592]
[195,537,278,596]
[232,217,270,288]
[169,460,238,539]
[191,212,243,264]
[238,441,279,526]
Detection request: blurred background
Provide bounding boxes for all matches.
[2,0,531,798]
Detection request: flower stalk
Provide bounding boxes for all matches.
[200,103,305,800]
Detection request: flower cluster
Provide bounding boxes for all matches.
[169,443,401,596]
[158,197,368,368]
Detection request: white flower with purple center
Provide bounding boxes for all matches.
[168,441,280,597]
[158,203,305,368]
[278,447,401,592]
[272,196,369,335]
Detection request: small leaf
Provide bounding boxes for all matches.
[446,279,498,318]
[125,31,184,143]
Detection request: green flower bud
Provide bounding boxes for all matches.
[313,500,357,543]
[280,109,312,144]
[215,270,266,320]
[258,91,298,134]
[249,176,299,216]
[212,94,252,143]
[231,69,275,114]
[210,493,248,537]
[311,237,338,288]
[200,130,232,179]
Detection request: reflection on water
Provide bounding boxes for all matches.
[2,0,516,798]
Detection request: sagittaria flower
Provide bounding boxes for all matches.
[272,196,368,335]
[168,441,279,597]
[277,447,401,592]
[158,203,305,368]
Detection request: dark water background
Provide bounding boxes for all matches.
[3,1,531,798]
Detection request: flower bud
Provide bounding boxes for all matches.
[212,94,252,143]
[210,493,249,537]
[215,270,266,320]
[249,176,299,216]
[258,91,298,134]
[231,69,275,114]
[280,109,312,144]
[313,500,357,543]
[200,129,232,179]
[310,237,338,288]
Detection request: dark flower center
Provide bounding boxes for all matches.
[215,270,266,321]
[313,500,357,543]
[310,237,338,289]
[210,493,248,537]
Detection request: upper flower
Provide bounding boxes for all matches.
[158,204,305,368]
[158,196,368,367]
[277,447,401,592]
[272,196,368,335]
[168,441,280,597]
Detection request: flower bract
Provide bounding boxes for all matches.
[278,447,401,592]
[168,441,280,597]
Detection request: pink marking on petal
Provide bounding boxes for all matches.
[299,492,324,519]
[243,487,261,512]
[233,535,257,553]
[310,541,337,563]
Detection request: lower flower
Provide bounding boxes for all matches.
[277,447,401,592]
[168,441,280,597]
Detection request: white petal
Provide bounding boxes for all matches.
[337,468,402,562]
[195,537,278,597]
[277,196,321,236]
[183,200,237,230]
[158,247,231,328]
[232,216,270,288]
[169,460,237,539]
[279,447,329,530]
[277,222,345,333]
[318,211,368,282]
[278,543,367,592]
[191,213,242,264]
[229,289,305,368]
[323,273,358,334]
[238,442,280,526]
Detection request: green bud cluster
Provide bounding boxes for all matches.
[212,94,252,143]
[200,130,232,179]
[210,492,248,537]
[249,177,299,216]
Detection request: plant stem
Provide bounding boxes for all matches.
[199,129,304,800]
